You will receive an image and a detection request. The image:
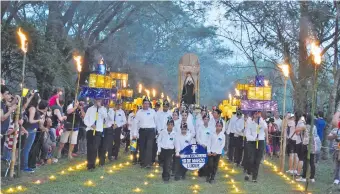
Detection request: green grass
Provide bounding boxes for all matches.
[1,152,340,194]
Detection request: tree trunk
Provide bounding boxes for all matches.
[80,47,100,85]
[295,1,313,113]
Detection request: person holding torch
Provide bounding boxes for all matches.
[244,110,267,182]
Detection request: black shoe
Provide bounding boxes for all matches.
[163,179,169,183]
[132,161,137,165]
[145,165,152,169]
[252,179,257,183]
[174,177,180,181]
[182,175,186,180]
[209,179,215,184]
[245,174,250,181]
[114,156,118,160]
[206,176,210,182]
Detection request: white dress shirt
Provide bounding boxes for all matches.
[207,131,225,154]
[84,105,108,132]
[106,108,127,128]
[182,119,196,144]
[130,113,139,139]
[234,117,245,137]
[245,117,267,141]
[196,124,213,147]
[209,117,226,134]
[175,132,192,155]
[227,114,237,134]
[174,119,181,133]
[156,110,172,133]
[157,129,176,152]
[135,108,156,129]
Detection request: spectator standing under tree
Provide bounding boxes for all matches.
[315,111,326,163]
[1,86,17,154]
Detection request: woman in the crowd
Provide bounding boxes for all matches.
[206,119,225,183]
[296,114,317,183]
[174,122,191,181]
[172,109,181,133]
[327,121,340,185]
[294,111,306,177]
[286,113,298,175]
[196,112,211,177]
[21,93,41,172]
[181,109,196,144]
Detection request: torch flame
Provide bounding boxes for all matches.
[161,92,164,99]
[279,64,289,78]
[311,42,321,65]
[138,84,142,93]
[235,89,240,96]
[73,55,82,72]
[229,93,232,101]
[123,80,127,88]
[152,89,156,98]
[17,28,28,53]
[100,57,104,65]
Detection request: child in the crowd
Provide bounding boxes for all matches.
[206,119,225,183]
[157,117,176,182]
[196,112,211,177]
[39,117,54,165]
[174,122,191,181]
[327,121,340,185]
[48,88,63,107]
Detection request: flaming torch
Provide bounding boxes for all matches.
[145,89,150,98]
[305,41,322,192]
[16,28,28,177]
[138,84,142,94]
[278,63,289,173]
[161,92,164,99]
[69,55,82,159]
[152,89,156,98]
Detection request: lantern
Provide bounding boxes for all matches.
[89,74,97,88]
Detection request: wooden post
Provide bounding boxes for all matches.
[10,96,21,178]
[279,78,287,172]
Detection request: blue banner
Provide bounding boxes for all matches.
[180,144,208,170]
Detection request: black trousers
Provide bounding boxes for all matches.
[124,128,130,151]
[207,154,221,180]
[228,133,236,162]
[139,128,155,167]
[234,136,244,165]
[241,137,247,168]
[245,140,264,180]
[152,139,158,163]
[272,131,281,155]
[98,128,114,165]
[28,133,43,168]
[301,145,315,179]
[175,156,187,179]
[131,139,140,163]
[86,130,102,170]
[198,147,208,177]
[112,127,122,158]
[161,148,174,181]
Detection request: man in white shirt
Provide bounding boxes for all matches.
[134,96,157,168]
[98,102,114,165]
[227,111,237,162]
[155,100,172,164]
[244,110,267,182]
[234,111,245,166]
[110,100,127,160]
[84,98,108,171]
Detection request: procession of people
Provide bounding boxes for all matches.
[3,79,339,188]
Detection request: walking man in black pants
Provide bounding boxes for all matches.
[84,98,107,171]
[134,96,156,168]
[111,100,127,160]
[233,111,245,166]
[244,110,267,182]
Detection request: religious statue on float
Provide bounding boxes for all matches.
[181,72,196,105]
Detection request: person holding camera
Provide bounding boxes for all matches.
[57,98,85,159]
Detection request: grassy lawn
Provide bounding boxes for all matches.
[1,152,340,194]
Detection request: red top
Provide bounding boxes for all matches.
[48,94,59,107]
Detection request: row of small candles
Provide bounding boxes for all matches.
[2,155,132,193]
[220,159,241,193]
[263,160,311,193]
